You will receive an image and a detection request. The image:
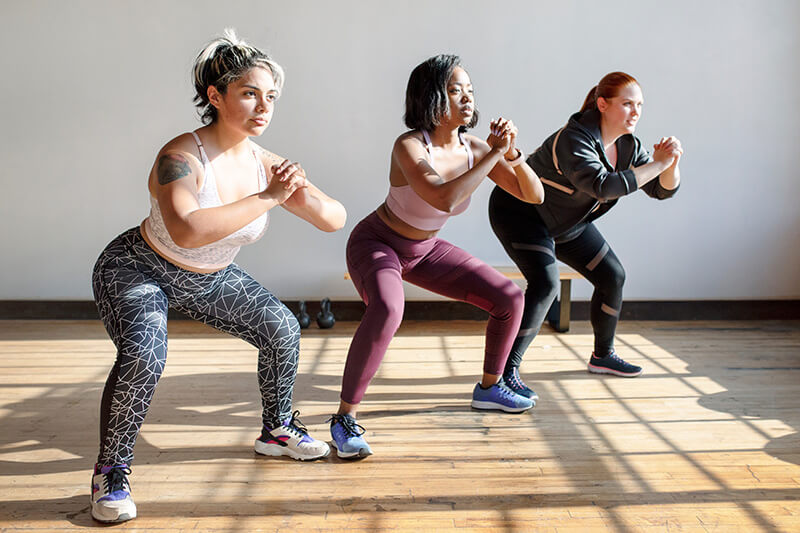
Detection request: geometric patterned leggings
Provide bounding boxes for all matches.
[92,227,300,466]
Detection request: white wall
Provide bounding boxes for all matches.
[1,0,798,301]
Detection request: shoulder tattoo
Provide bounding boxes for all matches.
[260,147,281,167]
[157,153,191,185]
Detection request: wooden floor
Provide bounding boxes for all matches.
[1,319,799,532]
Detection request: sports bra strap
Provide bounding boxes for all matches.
[420,129,473,170]
[190,131,210,164]
[459,131,474,169]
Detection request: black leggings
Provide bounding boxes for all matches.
[488,188,625,369]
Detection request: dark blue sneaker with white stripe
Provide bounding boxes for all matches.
[503,366,539,402]
[91,463,136,523]
[587,351,643,377]
[471,380,533,412]
[329,413,372,459]
[255,410,331,461]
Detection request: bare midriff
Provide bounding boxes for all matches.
[376,203,440,241]
[139,220,230,274]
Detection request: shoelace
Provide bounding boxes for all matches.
[328,414,366,438]
[504,368,526,390]
[494,382,518,400]
[285,410,310,436]
[595,351,634,368]
[102,466,131,494]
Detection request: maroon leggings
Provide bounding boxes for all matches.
[341,212,524,405]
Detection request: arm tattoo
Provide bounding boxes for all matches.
[157,153,191,185]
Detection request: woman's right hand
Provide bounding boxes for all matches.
[487,118,513,154]
[652,137,679,167]
[262,159,309,204]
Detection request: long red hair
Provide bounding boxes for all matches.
[580,72,639,112]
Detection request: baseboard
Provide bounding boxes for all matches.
[1,299,798,321]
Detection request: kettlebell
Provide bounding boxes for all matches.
[316,297,335,329]
[296,300,311,329]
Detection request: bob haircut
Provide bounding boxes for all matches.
[580,71,639,113]
[192,29,285,125]
[404,54,479,132]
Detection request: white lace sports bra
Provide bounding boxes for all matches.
[143,131,269,270]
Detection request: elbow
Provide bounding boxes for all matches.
[171,232,202,249]
[166,224,203,249]
[320,206,347,232]
[320,219,345,233]
[432,194,457,213]
[528,187,545,205]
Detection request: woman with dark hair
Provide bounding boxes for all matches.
[489,72,683,400]
[89,30,346,523]
[328,54,545,459]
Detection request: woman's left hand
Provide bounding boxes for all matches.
[654,136,683,168]
[489,118,518,159]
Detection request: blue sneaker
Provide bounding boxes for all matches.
[90,463,136,523]
[588,351,643,377]
[329,414,372,459]
[503,366,539,402]
[471,381,533,413]
[255,410,331,461]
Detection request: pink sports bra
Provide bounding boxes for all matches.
[385,130,474,231]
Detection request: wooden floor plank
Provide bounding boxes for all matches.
[1,319,799,531]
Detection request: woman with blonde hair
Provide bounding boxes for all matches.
[89,30,346,523]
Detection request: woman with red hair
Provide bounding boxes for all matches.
[488,72,683,398]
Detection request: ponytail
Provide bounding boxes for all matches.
[580,85,598,112]
[579,72,639,113]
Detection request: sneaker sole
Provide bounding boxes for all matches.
[587,363,643,377]
[330,441,373,459]
[91,504,136,523]
[471,399,532,413]
[254,440,331,461]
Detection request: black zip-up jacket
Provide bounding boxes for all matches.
[523,108,679,238]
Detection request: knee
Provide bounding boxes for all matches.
[605,262,626,292]
[367,295,404,333]
[284,312,302,344]
[493,280,524,321]
[254,304,301,351]
[525,269,559,303]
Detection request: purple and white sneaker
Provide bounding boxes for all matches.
[91,463,136,523]
[255,410,331,461]
[471,381,533,413]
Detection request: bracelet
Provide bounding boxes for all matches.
[505,148,524,167]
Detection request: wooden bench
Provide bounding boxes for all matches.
[345,265,582,332]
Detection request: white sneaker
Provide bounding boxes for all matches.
[254,410,331,461]
[90,464,137,523]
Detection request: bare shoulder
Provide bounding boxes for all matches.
[152,133,203,187]
[463,133,489,157]
[249,140,284,169]
[393,130,425,156]
[159,132,200,157]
